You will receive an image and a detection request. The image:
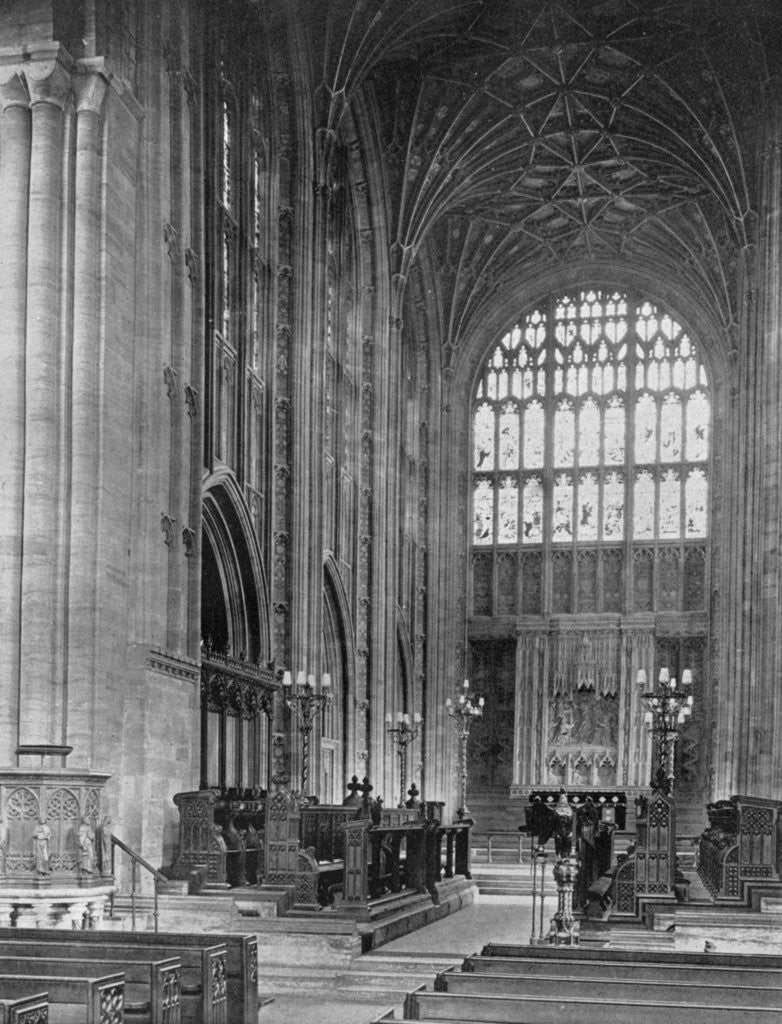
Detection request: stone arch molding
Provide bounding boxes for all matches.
[201,468,271,664]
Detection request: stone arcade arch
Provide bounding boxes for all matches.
[199,470,274,791]
[321,557,356,802]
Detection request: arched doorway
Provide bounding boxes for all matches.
[200,470,275,792]
[320,559,354,803]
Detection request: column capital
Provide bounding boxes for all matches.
[0,71,29,112]
[73,68,109,117]
[24,55,73,109]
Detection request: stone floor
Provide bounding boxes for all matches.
[259,893,535,1024]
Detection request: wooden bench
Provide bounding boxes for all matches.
[404,984,782,1023]
[0,973,123,1024]
[0,994,49,1024]
[463,951,782,988]
[0,955,179,1024]
[435,964,781,1010]
[0,939,224,1024]
[0,929,253,1024]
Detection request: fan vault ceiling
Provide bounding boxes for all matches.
[306,0,780,355]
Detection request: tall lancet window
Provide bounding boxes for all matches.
[470,290,710,616]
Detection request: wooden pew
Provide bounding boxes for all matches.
[0,994,49,1024]
[0,973,123,1024]
[462,951,782,988]
[2,929,256,1024]
[0,938,225,1024]
[435,964,780,1010]
[480,941,782,971]
[0,955,179,1024]
[403,984,782,1024]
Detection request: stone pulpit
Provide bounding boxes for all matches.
[0,750,114,928]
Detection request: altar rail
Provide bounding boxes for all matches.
[698,795,782,901]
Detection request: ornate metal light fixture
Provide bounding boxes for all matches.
[385,711,422,808]
[446,679,484,820]
[636,667,693,795]
[282,670,332,796]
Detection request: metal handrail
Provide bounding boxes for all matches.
[109,834,168,932]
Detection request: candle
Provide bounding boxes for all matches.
[682,669,692,685]
[296,670,306,687]
[414,712,422,724]
[396,711,403,724]
[659,668,669,683]
[322,673,331,688]
[385,712,392,725]
[636,669,647,686]
[307,673,316,688]
[282,671,292,688]
[463,679,470,689]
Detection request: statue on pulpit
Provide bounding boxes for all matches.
[78,817,96,874]
[33,821,52,875]
[0,818,8,876]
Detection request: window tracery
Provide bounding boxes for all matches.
[471,289,710,615]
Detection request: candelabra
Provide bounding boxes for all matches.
[282,670,332,796]
[385,712,422,808]
[446,679,484,820]
[637,667,693,795]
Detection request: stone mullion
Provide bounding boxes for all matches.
[19,56,72,748]
[65,69,109,764]
[0,72,31,757]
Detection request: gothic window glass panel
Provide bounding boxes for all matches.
[554,400,575,466]
[222,232,231,338]
[659,468,681,538]
[498,476,518,543]
[222,98,233,209]
[635,394,657,463]
[473,478,493,544]
[522,475,543,543]
[603,471,624,540]
[553,473,573,541]
[685,468,708,537]
[604,398,625,465]
[634,470,655,539]
[660,394,683,461]
[577,472,599,541]
[578,399,600,466]
[686,391,709,460]
[470,290,710,617]
[474,403,494,470]
[499,403,519,469]
[523,400,545,467]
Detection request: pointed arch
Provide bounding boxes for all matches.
[201,467,271,662]
[321,556,356,801]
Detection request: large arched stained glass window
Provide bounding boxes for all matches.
[470,290,710,616]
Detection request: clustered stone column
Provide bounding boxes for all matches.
[0,49,110,758]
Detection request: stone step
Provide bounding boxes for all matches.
[349,953,463,975]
